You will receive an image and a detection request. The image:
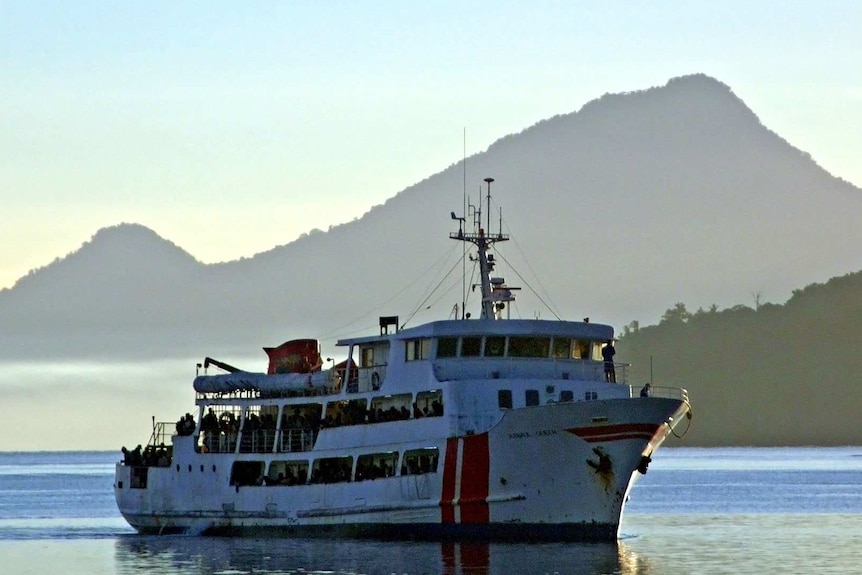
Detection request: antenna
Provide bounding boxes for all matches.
[461,128,467,319]
[450,176,511,320]
[484,177,494,234]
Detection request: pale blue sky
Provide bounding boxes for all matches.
[2,1,860,290]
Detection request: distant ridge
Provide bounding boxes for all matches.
[2,74,861,364]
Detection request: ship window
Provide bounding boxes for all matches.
[325,400,348,426]
[525,389,540,406]
[229,461,265,486]
[508,337,550,358]
[324,398,368,427]
[370,393,412,422]
[130,467,148,489]
[346,398,368,425]
[573,340,590,359]
[266,460,308,486]
[592,342,605,361]
[498,389,513,409]
[401,447,440,475]
[360,347,375,367]
[280,403,323,429]
[552,337,571,359]
[356,451,398,481]
[406,338,431,361]
[461,336,481,357]
[484,336,505,357]
[310,456,353,484]
[437,337,458,358]
[560,390,574,402]
[415,390,443,417]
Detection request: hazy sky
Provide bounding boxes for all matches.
[2,1,860,291]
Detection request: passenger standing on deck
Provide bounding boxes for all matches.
[602,340,616,382]
[202,409,219,452]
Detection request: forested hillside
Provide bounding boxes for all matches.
[618,271,862,446]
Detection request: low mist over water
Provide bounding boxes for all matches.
[5,360,200,451]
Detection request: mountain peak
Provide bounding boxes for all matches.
[5,223,199,294]
[84,223,195,262]
[666,72,732,91]
[91,222,161,242]
[577,73,759,125]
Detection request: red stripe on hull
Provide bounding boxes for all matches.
[440,438,459,523]
[566,423,661,443]
[459,434,490,524]
[579,432,657,443]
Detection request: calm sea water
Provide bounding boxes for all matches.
[1,448,861,574]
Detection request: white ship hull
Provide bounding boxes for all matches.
[114,183,693,541]
[115,396,688,541]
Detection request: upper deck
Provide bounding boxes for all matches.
[195,317,625,401]
[337,318,615,347]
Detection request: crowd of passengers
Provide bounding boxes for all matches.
[264,467,308,486]
[310,458,353,484]
[355,459,395,481]
[200,398,444,437]
[324,400,444,428]
[121,443,171,467]
[253,453,437,487]
[201,409,280,437]
[199,409,277,453]
[167,398,445,455]
[241,458,389,487]
[401,454,437,475]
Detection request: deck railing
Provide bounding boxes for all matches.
[276,428,318,453]
[199,432,238,453]
[238,429,277,453]
[198,427,319,454]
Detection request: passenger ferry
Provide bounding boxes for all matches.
[114,179,692,541]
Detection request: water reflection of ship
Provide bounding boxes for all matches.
[114,536,656,574]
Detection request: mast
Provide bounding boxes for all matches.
[450,177,518,320]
